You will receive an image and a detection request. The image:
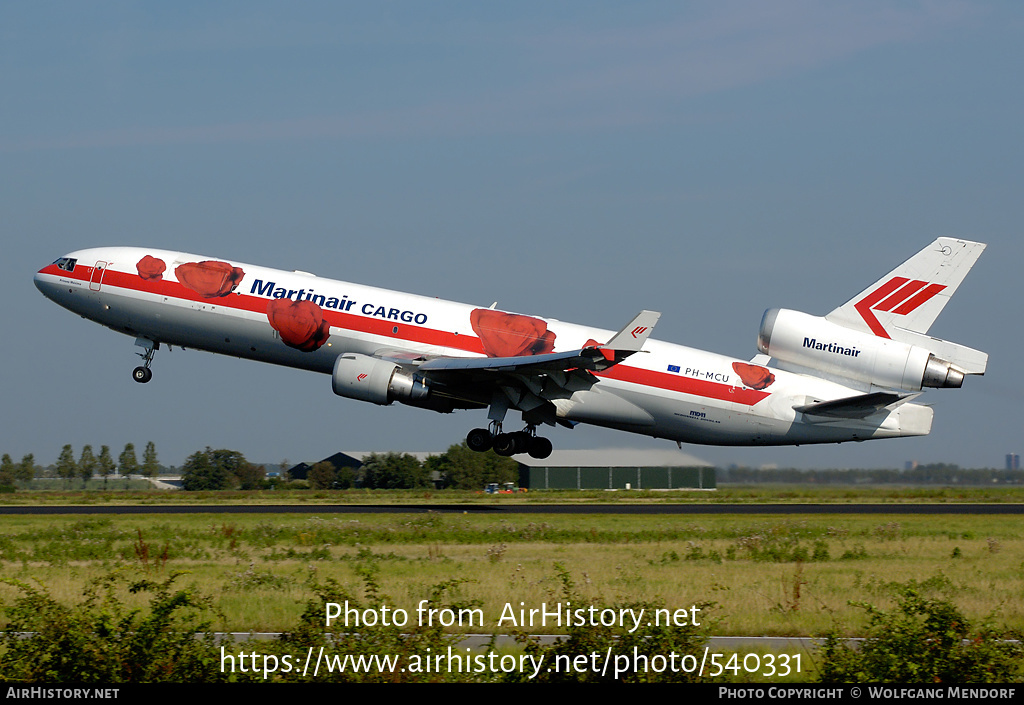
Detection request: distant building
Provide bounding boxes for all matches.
[290,451,444,486]
[1006,454,1020,471]
[516,448,715,490]
[290,448,715,490]
[287,452,363,481]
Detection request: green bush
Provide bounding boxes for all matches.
[250,561,482,682]
[505,564,713,683]
[0,570,226,683]
[817,578,1024,683]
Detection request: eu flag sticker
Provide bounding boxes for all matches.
[668,364,680,373]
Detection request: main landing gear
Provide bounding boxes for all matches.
[132,338,159,384]
[467,423,553,459]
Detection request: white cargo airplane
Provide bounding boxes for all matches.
[35,238,987,459]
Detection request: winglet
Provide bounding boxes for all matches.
[600,310,661,355]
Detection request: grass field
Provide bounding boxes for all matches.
[0,496,1021,640]
[2,484,1024,504]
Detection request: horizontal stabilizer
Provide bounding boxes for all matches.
[794,392,912,419]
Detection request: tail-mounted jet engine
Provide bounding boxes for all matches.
[758,308,965,391]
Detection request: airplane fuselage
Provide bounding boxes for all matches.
[35,246,939,450]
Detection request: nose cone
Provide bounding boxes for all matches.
[35,257,79,307]
[34,265,57,300]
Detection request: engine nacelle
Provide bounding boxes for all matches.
[332,353,430,405]
[758,308,964,391]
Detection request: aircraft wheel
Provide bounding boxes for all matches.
[528,436,553,459]
[492,433,517,457]
[466,428,492,452]
[511,431,532,454]
[132,366,152,384]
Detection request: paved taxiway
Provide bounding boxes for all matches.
[0,503,1020,515]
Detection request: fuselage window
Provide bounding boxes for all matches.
[55,257,78,272]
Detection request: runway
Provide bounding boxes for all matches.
[0,503,1020,515]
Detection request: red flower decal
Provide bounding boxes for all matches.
[267,298,331,352]
[470,309,556,358]
[174,260,244,298]
[732,362,775,390]
[136,255,166,282]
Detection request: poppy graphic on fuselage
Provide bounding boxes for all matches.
[174,261,245,298]
[732,362,775,390]
[470,309,556,357]
[136,255,166,282]
[267,298,331,352]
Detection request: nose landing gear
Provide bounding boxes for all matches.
[132,337,159,384]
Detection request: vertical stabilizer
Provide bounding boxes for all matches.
[826,238,986,338]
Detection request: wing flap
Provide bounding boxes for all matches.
[420,347,608,375]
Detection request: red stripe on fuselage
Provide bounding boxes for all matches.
[40,262,770,407]
[597,365,770,406]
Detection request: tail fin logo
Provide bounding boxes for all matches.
[854,277,946,338]
[631,326,649,339]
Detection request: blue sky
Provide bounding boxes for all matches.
[3,2,1022,469]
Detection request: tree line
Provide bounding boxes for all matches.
[305,442,520,490]
[180,442,519,491]
[1,440,519,492]
[0,442,161,490]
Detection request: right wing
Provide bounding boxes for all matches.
[392,310,661,425]
[418,309,661,376]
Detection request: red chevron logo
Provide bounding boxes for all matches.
[631,326,648,339]
[854,277,946,338]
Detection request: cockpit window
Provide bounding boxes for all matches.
[54,257,77,272]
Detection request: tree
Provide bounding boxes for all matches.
[429,443,519,490]
[180,448,252,491]
[98,445,115,490]
[16,454,35,483]
[56,445,77,489]
[141,442,160,478]
[11,454,35,484]
[307,461,337,490]
[335,464,357,489]
[0,455,15,491]
[78,446,96,488]
[118,443,138,489]
[234,461,265,490]
[361,452,430,489]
